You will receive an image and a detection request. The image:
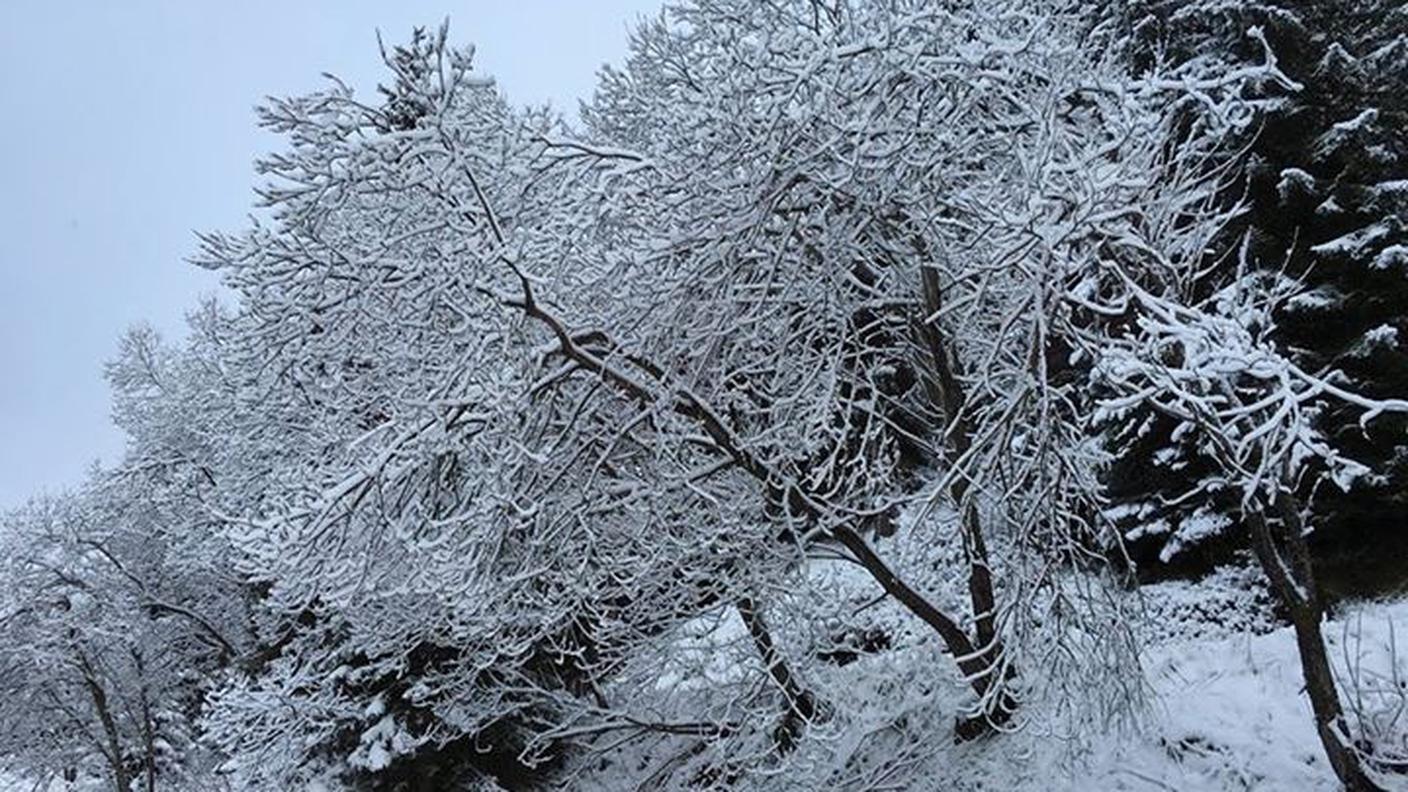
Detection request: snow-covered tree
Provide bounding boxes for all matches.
[7,4,1398,790]
[180,2,1289,783]
[564,0,1292,740]
[1091,241,1408,791]
[0,484,243,792]
[1105,0,1408,585]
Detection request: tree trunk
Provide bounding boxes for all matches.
[77,651,132,792]
[736,598,820,753]
[830,524,1016,738]
[131,649,158,792]
[912,265,1015,736]
[1245,491,1384,792]
[915,267,1001,644]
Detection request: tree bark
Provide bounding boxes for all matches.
[736,597,820,753]
[1245,491,1384,792]
[830,524,1016,738]
[131,649,158,792]
[76,650,132,792]
[913,265,1014,734]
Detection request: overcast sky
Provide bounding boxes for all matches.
[0,1,662,510]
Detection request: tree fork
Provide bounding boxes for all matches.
[915,265,1002,652]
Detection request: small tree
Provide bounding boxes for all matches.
[1092,255,1408,790]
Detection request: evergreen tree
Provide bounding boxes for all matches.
[1106,0,1408,587]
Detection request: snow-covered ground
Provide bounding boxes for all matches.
[9,580,1404,791]
[818,585,1408,791]
[1097,594,1406,791]
[572,561,1408,792]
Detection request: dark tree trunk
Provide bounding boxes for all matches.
[130,649,158,792]
[77,651,132,792]
[912,265,1015,735]
[736,597,821,753]
[916,269,1001,634]
[1245,491,1384,792]
[830,525,1017,739]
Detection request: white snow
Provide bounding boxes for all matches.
[1277,167,1316,202]
[1311,221,1393,258]
[1373,245,1408,272]
[562,545,1408,792]
[821,593,1408,791]
[1286,285,1343,312]
[1158,510,1235,564]
[1351,324,1402,357]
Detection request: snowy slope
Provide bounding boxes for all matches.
[852,592,1408,791]
[567,563,1407,792]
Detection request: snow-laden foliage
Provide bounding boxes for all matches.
[3,3,1407,791]
[0,486,244,791]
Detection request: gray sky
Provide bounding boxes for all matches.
[0,1,662,510]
